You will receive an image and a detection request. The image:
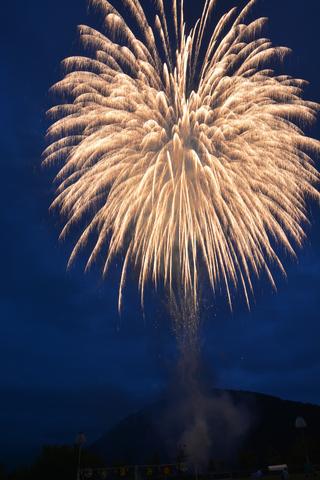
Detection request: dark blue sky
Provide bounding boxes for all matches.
[1,0,320,469]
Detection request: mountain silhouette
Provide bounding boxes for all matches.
[91,390,320,468]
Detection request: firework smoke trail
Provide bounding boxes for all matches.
[44,0,320,314]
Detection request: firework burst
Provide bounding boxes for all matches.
[44,0,320,310]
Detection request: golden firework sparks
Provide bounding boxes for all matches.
[44,0,320,310]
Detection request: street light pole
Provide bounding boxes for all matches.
[75,432,86,480]
[294,417,310,465]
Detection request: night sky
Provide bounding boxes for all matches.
[2,0,320,470]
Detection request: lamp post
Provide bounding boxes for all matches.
[75,432,86,480]
[294,417,310,466]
